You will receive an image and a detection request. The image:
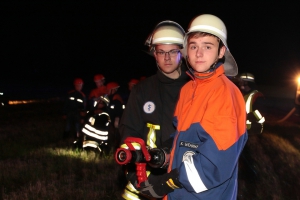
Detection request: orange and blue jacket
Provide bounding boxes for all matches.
[166,65,248,200]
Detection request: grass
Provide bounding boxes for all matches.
[0,102,125,200]
[0,101,300,199]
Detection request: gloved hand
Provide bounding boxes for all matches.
[137,168,182,198]
[126,170,138,187]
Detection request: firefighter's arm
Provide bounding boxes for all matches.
[247,112,264,134]
[114,117,120,128]
[119,87,145,143]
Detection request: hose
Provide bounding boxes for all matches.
[276,107,296,123]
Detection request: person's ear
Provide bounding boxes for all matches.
[179,51,183,58]
[218,46,226,58]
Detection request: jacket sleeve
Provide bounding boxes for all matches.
[119,85,145,145]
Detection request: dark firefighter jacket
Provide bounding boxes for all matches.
[63,89,86,116]
[108,92,124,125]
[119,66,189,149]
[119,65,189,200]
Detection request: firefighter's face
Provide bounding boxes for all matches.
[75,84,83,91]
[95,79,104,88]
[97,100,105,109]
[239,80,250,92]
[154,44,182,78]
[128,83,135,91]
[187,35,225,73]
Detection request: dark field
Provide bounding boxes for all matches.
[0,100,299,200]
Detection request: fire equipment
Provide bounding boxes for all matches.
[115,137,170,187]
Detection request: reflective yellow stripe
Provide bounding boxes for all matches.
[122,182,141,200]
[245,91,265,131]
[245,92,255,114]
[254,110,262,119]
[146,123,160,148]
[258,117,265,123]
[246,120,251,130]
[126,182,138,193]
[120,142,141,150]
[122,190,140,200]
[166,178,180,189]
[121,171,152,199]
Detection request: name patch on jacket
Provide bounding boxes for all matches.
[179,141,198,149]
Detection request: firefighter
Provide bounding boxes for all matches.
[123,79,140,105]
[239,72,265,134]
[88,74,107,111]
[140,76,147,81]
[106,81,125,151]
[128,79,139,92]
[63,78,86,139]
[81,94,112,154]
[118,20,189,200]
[106,81,124,128]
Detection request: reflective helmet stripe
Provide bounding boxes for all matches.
[153,37,183,44]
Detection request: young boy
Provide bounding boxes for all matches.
[134,14,248,200]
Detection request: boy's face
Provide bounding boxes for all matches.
[187,35,225,73]
[153,44,182,77]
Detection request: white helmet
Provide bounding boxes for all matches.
[240,72,255,82]
[145,20,185,52]
[183,14,238,76]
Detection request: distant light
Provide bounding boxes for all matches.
[0,92,3,95]
[296,76,300,105]
[8,99,41,105]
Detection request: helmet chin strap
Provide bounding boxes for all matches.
[185,57,220,79]
[156,59,182,79]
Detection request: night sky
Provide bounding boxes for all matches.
[2,1,300,99]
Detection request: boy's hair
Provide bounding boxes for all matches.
[188,32,224,54]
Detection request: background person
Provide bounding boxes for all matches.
[238,72,265,134]
[63,78,86,140]
[88,74,107,111]
[128,78,139,92]
[123,78,140,104]
[106,81,124,151]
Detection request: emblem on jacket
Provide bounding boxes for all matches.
[182,151,195,163]
[143,101,155,114]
